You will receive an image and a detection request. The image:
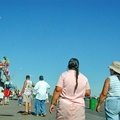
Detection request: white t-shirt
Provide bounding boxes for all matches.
[0,92,4,99]
[34,80,50,100]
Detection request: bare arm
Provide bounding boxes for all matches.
[49,86,62,114]
[96,78,110,112]
[20,81,27,95]
[85,89,91,96]
[32,82,35,87]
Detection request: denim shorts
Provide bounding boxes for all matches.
[105,98,120,120]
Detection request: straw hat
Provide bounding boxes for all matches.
[109,61,120,74]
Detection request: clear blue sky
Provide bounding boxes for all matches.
[0,0,120,96]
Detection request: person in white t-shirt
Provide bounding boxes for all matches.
[0,90,4,105]
[34,76,50,117]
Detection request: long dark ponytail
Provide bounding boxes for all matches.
[68,58,79,93]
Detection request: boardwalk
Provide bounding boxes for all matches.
[0,99,105,120]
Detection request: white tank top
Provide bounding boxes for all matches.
[24,80,32,95]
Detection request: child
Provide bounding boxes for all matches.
[0,90,4,105]
[18,95,23,106]
[4,87,10,105]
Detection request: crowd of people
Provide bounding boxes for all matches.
[0,57,120,120]
[0,74,50,117]
[19,58,91,119]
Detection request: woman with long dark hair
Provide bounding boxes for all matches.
[49,58,91,120]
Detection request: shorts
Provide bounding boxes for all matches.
[18,99,22,104]
[4,97,9,103]
[23,94,32,103]
[0,98,3,101]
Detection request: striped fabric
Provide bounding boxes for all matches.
[107,75,120,97]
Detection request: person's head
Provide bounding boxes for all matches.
[68,58,79,70]
[26,75,30,80]
[39,76,44,81]
[6,86,10,89]
[68,58,79,93]
[3,56,6,60]
[109,61,120,79]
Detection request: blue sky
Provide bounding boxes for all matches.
[0,0,120,96]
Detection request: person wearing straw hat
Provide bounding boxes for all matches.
[96,61,120,120]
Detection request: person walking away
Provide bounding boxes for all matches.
[20,75,35,115]
[4,87,10,105]
[34,76,50,117]
[49,58,91,120]
[96,61,120,120]
[0,90,4,105]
